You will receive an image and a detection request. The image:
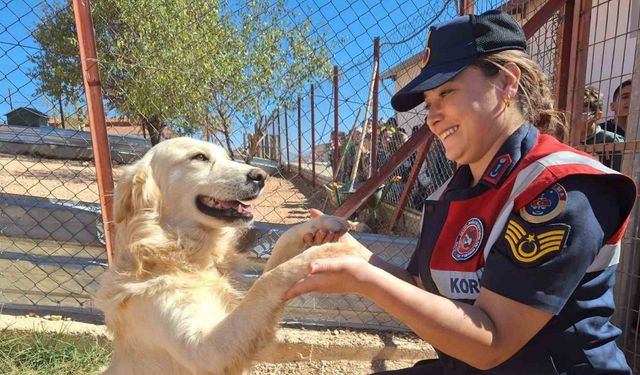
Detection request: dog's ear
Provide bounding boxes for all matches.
[113,157,160,223]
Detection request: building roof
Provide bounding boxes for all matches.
[380,52,422,80]
[5,107,49,119]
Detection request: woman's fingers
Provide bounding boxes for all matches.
[312,230,327,245]
[284,256,366,301]
[303,232,314,245]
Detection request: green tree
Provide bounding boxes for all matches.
[30,0,331,151]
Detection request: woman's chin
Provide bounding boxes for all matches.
[443,148,460,164]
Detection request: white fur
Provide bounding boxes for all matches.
[95,137,358,375]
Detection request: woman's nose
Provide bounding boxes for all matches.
[426,105,442,128]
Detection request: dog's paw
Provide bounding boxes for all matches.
[302,215,350,244]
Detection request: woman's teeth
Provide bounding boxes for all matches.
[440,125,459,140]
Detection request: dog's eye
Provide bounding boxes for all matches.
[191,153,209,162]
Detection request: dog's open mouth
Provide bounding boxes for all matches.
[196,195,255,220]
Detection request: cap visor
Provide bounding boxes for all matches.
[391,58,472,112]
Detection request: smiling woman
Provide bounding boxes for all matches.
[287,9,637,375]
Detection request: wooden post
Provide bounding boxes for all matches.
[568,0,592,146]
[371,37,380,175]
[348,60,378,191]
[390,137,433,231]
[336,124,432,218]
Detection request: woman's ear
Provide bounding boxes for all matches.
[500,62,522,100]
[113,156,159,223]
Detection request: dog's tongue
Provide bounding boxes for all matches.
[236,201,253,215]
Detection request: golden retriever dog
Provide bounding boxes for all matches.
[94,137,360,375]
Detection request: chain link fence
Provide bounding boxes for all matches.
[2,0,640,366]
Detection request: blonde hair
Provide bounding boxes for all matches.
[471,50,568,142]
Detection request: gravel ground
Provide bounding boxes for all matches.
[251,359,417,374]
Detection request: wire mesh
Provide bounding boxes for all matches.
[2,0,640,367]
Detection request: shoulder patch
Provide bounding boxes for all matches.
[483,154,512,185]
[520,183,567,223]
[503,216,570,267]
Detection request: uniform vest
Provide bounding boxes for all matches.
[416,133,631,300]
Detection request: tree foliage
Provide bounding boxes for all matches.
[31,0,332,148]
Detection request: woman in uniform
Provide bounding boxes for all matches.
[287,10,636,374]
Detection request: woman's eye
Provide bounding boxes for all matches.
[191,153,209,162]
[440,89,453,97]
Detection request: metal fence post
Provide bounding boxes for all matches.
[311,84,316,188]
[333,65,339,180]
[285,105,290,172]
[298,95,302,175]
[277,107,282,164]
[72,0,115,266]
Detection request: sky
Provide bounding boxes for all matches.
[0,0,504,155]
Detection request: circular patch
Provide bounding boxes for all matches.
[519,183,568,224]
[452,218,484,261]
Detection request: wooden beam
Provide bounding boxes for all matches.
[335,125,432,218]
[522,0,566,38]
[389,135,434,231]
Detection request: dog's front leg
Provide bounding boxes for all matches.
[154,242,360,375]
[264,215,349,271]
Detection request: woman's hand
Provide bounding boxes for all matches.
[302,209,345,245]
[303,209,368,255]
[284,255,373,301]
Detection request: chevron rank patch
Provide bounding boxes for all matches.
[520,183,567,224]
[502,216,570,267]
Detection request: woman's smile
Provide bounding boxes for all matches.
[439,125,459,141]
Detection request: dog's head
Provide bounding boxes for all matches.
[114,137,266,231]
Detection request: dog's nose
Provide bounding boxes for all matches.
[247,168,267,187]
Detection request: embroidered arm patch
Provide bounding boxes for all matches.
[502,216,570,267]
[519,183,567,224]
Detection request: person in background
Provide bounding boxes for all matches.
[288,10,635,374]
[580,86,624,171]
[604,79,632,137]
